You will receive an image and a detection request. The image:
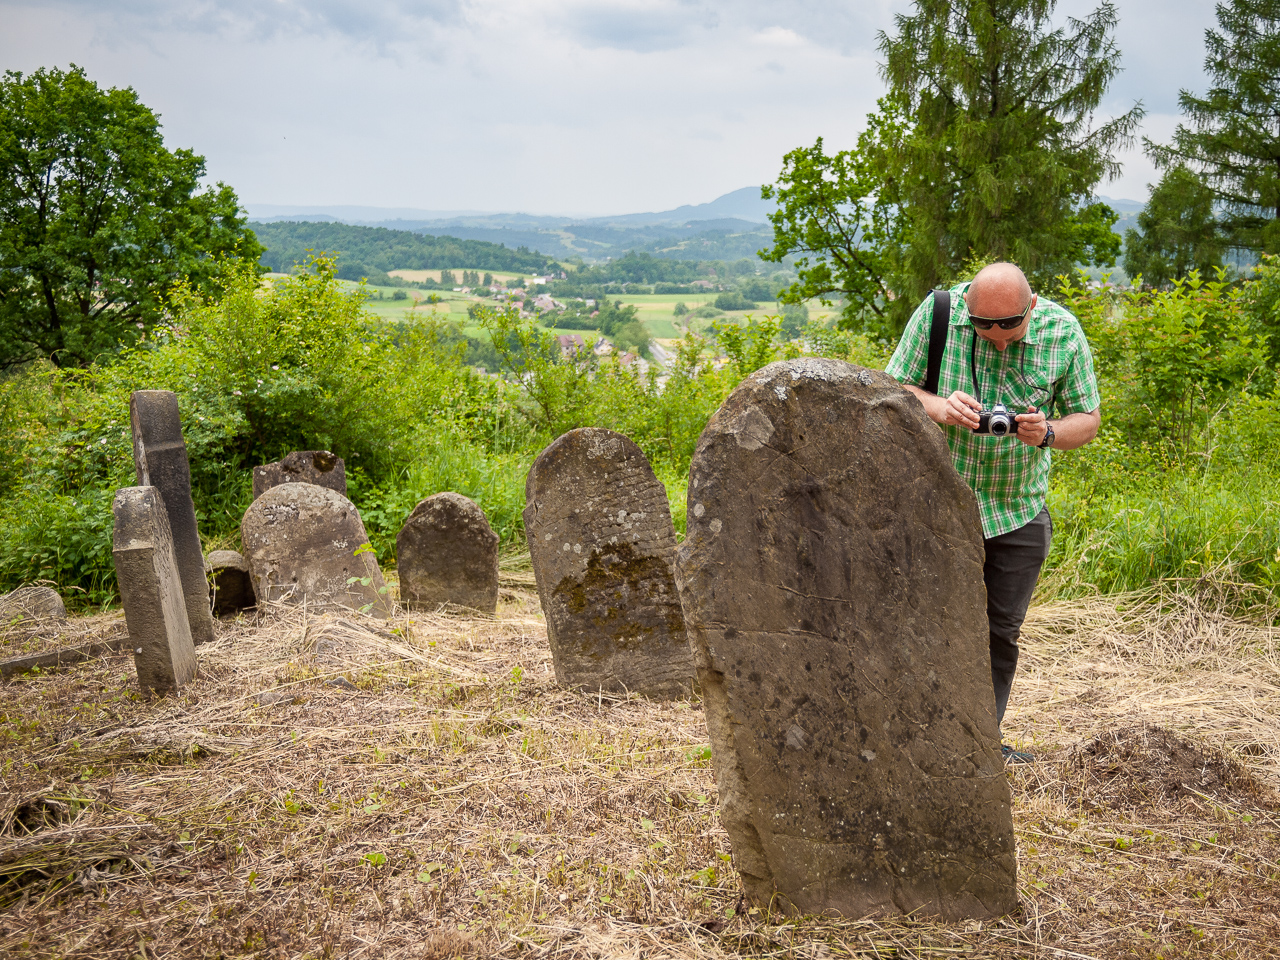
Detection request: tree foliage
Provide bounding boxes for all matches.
[878,0,1140,310]
[1123,166,1225,287]
[1148,0,1280,253]
[759,103,907,335]
[0,65,261,369]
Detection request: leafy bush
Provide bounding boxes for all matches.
[715,291,757,311]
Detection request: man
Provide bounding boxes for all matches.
[886,262,1100,761]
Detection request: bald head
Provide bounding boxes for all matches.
[966,263,1032,318]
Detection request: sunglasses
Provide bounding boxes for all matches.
[969,301,1032,330]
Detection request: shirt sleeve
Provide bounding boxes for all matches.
[885,293,934,388]
[1053,323,1102,416]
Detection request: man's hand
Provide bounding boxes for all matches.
[1015,407,1049,447]
[941,390,982,429]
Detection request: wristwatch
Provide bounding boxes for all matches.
[1039,422,1055,449]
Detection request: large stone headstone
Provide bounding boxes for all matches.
[206,550,256,617]
[113,487,198,695]
[396,493,499,613]
[253,451,347,501]
[524,428,692,699]
[675,357,1016,921]
[241,483,392,618]
[130,390,217,646]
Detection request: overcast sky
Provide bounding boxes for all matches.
[2,0,1220,216]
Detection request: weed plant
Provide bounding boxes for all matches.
[3,256,1280,614]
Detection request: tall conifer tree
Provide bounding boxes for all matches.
[1148,0,1280,253]
[878,0,1142,311]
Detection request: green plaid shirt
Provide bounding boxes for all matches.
[886,282,1100,539]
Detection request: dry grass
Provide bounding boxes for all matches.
[3,585,1280,958]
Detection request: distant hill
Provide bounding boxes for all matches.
[246,188,779,264]
[250,221,558,278]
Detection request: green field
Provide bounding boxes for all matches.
[340,281,840,344]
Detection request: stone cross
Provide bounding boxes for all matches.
[241,482,392,618]
[253,450,347,500]
[130,391,217,646]
[675,357,1017,920]
[525,428,692,699]
[397,493,500,614]
[113,486,198,695]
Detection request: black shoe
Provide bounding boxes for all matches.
[1002,743,1036,764]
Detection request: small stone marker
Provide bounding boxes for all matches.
[396,493,499,613]
[206,550,255,617]
[253,450,347,500]
[240,483,392,618]
[112,486,198,695]
[524,428,692,698]
[675,357,1016,920]
[0,585,67,622]
[130,390,216,646]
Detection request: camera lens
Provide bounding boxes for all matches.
[988,412,1012,436]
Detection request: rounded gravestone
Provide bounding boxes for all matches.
[0,585,67,622]
[206,550,256,617]
[676,357,1016,920]
[252,450,346,501]
[240,483,391,618]
[396,493,499,614]
[524,428,693,699]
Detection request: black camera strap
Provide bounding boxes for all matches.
[924,289,949,396]
[970,326,1029,406]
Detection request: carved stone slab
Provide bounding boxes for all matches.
[397,493,499,613]
[241,482,391,618]
[113,486,198,695]
[524,428,692,699]
[253,450,347,500]
[675,357,1016,920]
[130,390,216,646]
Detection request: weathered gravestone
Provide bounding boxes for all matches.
[130,391,217,646]
[0,585,67,622]
[397,493,500,613]
[675,357,1016,920]
[253,451,347,501]
[206,550,256,617]
[113,486,198,695]
[241,483,392,618]
[524,428,692,698]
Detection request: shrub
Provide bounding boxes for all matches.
[715,291,756,311]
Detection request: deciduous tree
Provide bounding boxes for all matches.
[759,102,906,336]
[0,66,261,369]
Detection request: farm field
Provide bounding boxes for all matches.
[3,583,1279,958]
[332,279,833,344]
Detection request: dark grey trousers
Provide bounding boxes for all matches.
[984,507,1052,726]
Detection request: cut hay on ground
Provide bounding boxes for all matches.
[3,586,1280,958]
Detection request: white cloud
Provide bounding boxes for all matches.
[752,26,804,47]
[0,0,1222,212]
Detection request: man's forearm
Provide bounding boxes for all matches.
[902,385,948,424]
[1048,409,1101,451]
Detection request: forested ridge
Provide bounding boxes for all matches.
[250,220,559,277]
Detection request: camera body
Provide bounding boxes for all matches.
[974,402,1019,437]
